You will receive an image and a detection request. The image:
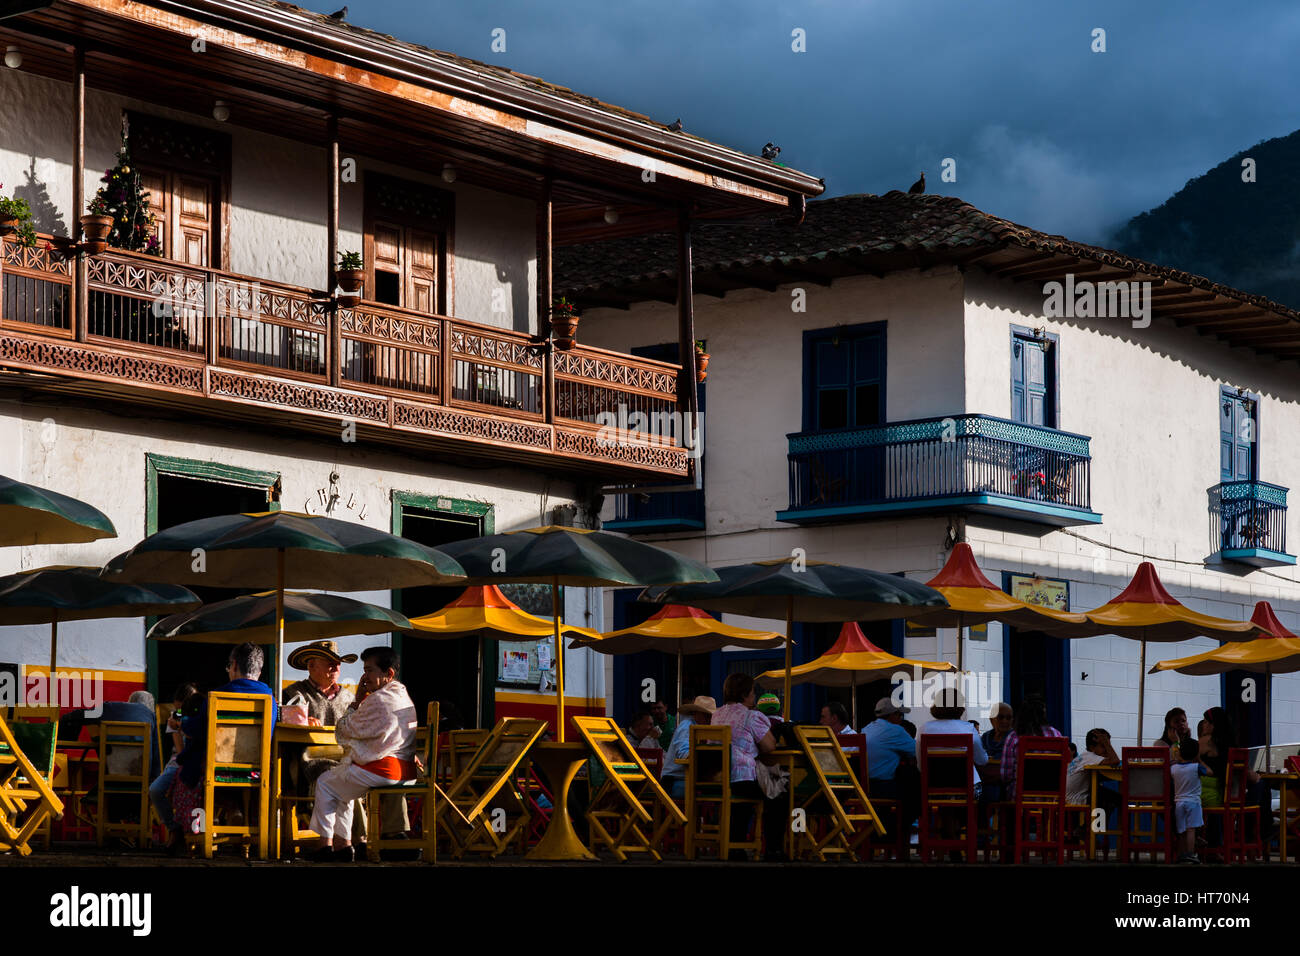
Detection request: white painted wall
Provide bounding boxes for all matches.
[0,68,538,331]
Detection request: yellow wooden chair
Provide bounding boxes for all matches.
[792,725,886,860]
[682,724,762,860]
[445,729,489,782]
[365,702,462,863]
[0,714,64,856]
[189,692,273,860]
[96,720,153,847]
[436,717,546,858]
[570,716,685,862]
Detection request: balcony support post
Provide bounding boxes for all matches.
[676,204,699,431]
[538,175,554,424]
[326,115,341,387]
[72,46,87,343]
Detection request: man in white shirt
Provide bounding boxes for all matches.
[310,646,418,862]
[916,699,988,790]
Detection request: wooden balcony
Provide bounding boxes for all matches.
[0,237,689,479]
[777,413,1101,527]
[1208,480,1294,567]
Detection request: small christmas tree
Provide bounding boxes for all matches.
[90,134,160,255]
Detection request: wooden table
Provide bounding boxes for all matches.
[1082,763,1122,860]
[524,742,596,860]
[270,723,338,860]
[1260,771,1300,862]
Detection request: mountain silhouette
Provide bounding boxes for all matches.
[1110,129,1300,310]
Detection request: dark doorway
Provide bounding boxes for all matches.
[1004,626,1070,737]
[393,507,485,726]
[152,474,274,699]
[1222,670,1268,749]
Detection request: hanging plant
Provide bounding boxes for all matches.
[0,186,38,248]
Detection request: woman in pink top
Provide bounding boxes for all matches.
[710,673,783,860]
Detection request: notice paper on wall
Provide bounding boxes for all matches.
[502,649,530,681]
[537,642,552,670]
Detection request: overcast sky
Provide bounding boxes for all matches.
[338,0,1300,244]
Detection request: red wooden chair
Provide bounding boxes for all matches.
[1012,736,1069,864]
[1119,747,1173,863]
[1223,747,1262,863]
[919,734,977,862]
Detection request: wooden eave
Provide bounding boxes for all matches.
[1,0,822,241]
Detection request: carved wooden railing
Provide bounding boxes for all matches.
[0,237,689,475]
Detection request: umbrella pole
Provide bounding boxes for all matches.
[676,647,683,712]
[476,635,484,730]
[850,671,857,729]
[49,613,58,681]
[1266,662,1273,769]
[553,576,565,743]
[783,596,793,721]
[956,611,965,673]
[276,548,285,698]
[1137,639,1147,745]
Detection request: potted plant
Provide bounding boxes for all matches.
[336,251,364,299]
[695,339,709,383]
[550,296,579,350]
[0,186,38,248]
[80,195,114,254]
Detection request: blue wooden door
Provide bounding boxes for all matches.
[809,328,884,431]
[1219,389,1256,481]
[1011,336,1051,426]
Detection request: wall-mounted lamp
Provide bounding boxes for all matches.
[603,205,619,225]
[440,164,457,183]
[4,46,22,69]
[212,100,230,122]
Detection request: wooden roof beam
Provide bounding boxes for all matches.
[996,253,1077,279]
[1180,311,1283,332]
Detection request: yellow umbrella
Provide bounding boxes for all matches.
[404,585,600,726]
[1151,601,1300,766]
[1082,562,1262,742]
[569,604,784,705]
[756,621,956,727]
[911,543,1093,670]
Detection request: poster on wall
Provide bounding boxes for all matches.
[501,649,530,682]
[1008,574,1070,611]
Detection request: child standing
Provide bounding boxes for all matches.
[1171,735,1205,864]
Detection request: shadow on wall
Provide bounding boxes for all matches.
[496,260,530,334]
[16,157,66,237]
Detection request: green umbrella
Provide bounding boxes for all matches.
[436,525,719,741]
[0,475,116,546]
[103,511,465,689]
[640,557,948,718]
[0,565,200,675]
[147,591,413,645]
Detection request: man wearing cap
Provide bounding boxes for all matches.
[660,696,715,800]
[863,697,918,796]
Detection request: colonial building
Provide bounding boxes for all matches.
[566,192,1300,752]
[0,0,822,722]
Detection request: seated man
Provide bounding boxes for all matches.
[1065,728,1121,815]
[170,642,280,850]
[819,701,854,735]
[309,646,418,863]
[660,696,715,801]
[651,698,676,750]
[61,690,161,781]
[627,710,660,749]
[863,698,921,843]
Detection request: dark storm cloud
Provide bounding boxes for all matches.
[347,0,1300,242]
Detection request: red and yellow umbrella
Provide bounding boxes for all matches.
[756,622,955,727]
[569,604,783,705]
[405,585,600,726]
[911,543,1092,669]
[1083,562,1262,741]
[1151,601,1300,766]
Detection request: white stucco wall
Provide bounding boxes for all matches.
[0,67,537,331]
[0,395,604,701]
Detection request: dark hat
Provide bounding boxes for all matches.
[287,640,357,670]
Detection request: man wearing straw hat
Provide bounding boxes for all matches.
[660,696,716,800]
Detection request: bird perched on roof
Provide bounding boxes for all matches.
[908,172,925,194]
[762,142,781,160]
[667,118,683,132]
[328,6,348,19]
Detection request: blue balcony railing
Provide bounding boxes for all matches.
[606,486,705,532]
[779,413,1098,526]
[1208,480,1293,566]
